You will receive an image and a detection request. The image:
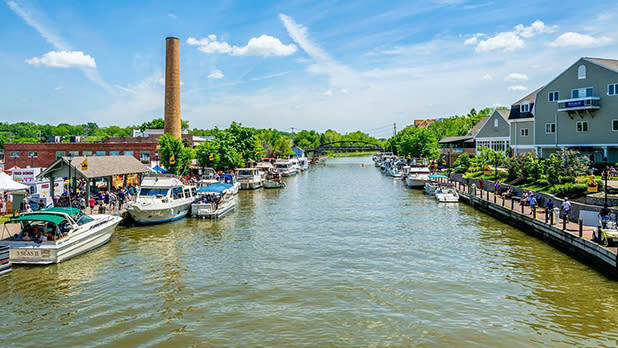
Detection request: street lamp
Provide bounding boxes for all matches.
[604,156,608,207]
[494,151,499,181]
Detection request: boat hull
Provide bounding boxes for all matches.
[405,178,427,188]
[0,246,10,275]
[127,201,192,224]
[264,180,286,189]
[191,201,235,218]
[239,181,263,190]
[3,215,121,265]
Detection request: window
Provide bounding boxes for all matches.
[578,64,586,79]
[520,103,530,113]
[55,151,65,159]
[140,151,150,162]
[109,151,120,156]
[69,151,79,157]
[96,151,106,156]
[493,119,499,127]
[123,151,134,156]
[608,83,618,96]
[548,91,559,102]
[28,151,38,158]
[613,120,618,131]
[10,151,20,158]
[545,123,556,134]
[576,121,588,132]
[82,151,92,156]
[520,128,529,137]
[571,87,593,99]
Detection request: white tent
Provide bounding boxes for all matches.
[0,172,29,192]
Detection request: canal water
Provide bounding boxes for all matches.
[2,156,618,347]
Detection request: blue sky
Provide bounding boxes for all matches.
[1,0,617,136]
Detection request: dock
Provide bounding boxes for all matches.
[446,178,618,277]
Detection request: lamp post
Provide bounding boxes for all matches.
[67,154,73,207]
[604,156,608,207]
[494,151,499,181]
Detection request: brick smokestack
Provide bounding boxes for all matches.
[164,37,181,139]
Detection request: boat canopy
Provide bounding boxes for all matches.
[219,174,234,183]
[8,214,66,225]
[428,174,447,179]
[196,183,234,194]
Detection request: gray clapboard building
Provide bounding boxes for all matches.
[474,109,510,153]
[533,57,618,162]
[509,87,542,155]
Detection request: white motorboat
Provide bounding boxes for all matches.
[425,174,446,195]
[197,167,219,187]
[0,207,121,264]
[275,159,298,177]
[287,156,301,173]
[0,245,10,275]
[264,170,286,189]
[435,185,460,203]
[191,183,236,218]
[385,160,404,177]
[217,173,240,195]
[298,156,309,171]
[236,168,264,190]
[404,159,431,188]
[126,176,196,224]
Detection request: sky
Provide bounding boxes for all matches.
[1,0,618,137]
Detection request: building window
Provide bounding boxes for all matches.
[520,128,529,137]
[572,87,593,99]
[548,91,559,102]
[520,103,530,113]
[493,119,499,127]
[124,151,134,156]
[140,151,150,163]
[608,83,618,96]
[82,151,92,156]
[576,121,589,132]
[28,151,38,158]
[613,120,618,131]
[96,151,106,156]
[69,151,80,157]
[109,151,120,156]
[10,151,20,158]
[578,65,586,79]
[56,151,65,159]
[545,123,556,134]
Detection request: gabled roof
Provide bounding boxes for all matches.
[467,116,489,136]
[585,57,618,73]
[513,86,543,106]
[496,109,510,120]
[438,136,474,144]
[39,155,151,180]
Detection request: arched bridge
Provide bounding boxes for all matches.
[305,140,383,153]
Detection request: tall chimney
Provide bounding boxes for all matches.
[164,37,181,139]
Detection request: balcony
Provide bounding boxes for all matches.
[557,96,600,112]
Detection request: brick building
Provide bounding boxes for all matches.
[4,140,159,169]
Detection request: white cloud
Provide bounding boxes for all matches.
[514,20,557,38]
[549,32,613,48]
[322,90,333,96]
[505,73,528,82]
[208,69,224,79]
[508,85,528,92]
[187,34,297,57]
[472,20,555,53]
[54,85,63,91]
[482,73,493,80]
[476,32,524,52]
[26,50,96,68]
[168,13,177,20]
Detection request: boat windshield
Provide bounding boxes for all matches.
[139,188,169,197]
[275,164,289,169]
[237,170,255,176]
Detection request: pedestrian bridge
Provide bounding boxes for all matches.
[305,140,383,153]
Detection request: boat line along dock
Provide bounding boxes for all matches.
[443,177,618,278]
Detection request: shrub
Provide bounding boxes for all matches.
[558,176,575,184]
[535,179,550,186]
[548,183,587,198]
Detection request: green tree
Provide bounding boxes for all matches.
[452,153,471,172]
[293,130,321,149]
[195,140,221,169]
[158,134,194,174]
[395,127,439,159]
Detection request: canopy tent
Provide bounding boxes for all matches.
[8,214,66,225]
[152,165,168,174]
[0,172,29,192]
[196,183,234,194]
[428,174,447,179]
[4,166,21,174]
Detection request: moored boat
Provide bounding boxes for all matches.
[191,183,236,218]
[236,168,264,190]
[404,158,431,188]
[0,207,121,264]
[275,159,298,177]
[264,170,286,189]
[0,245,10,275]
[435,184,459,203]
[424,174,446,195]
[126,176,196,224]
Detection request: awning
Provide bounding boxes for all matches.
[152,165,168,174]
[196,183,234,194]
[0,172,29,192]
[8,214,66,225]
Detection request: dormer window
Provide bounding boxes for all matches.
[520,103,530,113]
[578,65,586,79]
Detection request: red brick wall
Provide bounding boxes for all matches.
[4,143,159,168]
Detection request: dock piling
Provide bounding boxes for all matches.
[579,219,583,238]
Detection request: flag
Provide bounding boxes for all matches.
[209,153,214,161]
[169,154,176,165]
[80,158,88,171]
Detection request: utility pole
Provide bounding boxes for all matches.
[290,127,295,134]
[393,123,397,137]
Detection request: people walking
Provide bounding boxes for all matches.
[528,193,537,215]
[561,197,572,220]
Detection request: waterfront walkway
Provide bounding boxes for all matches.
[449,179,618,256]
